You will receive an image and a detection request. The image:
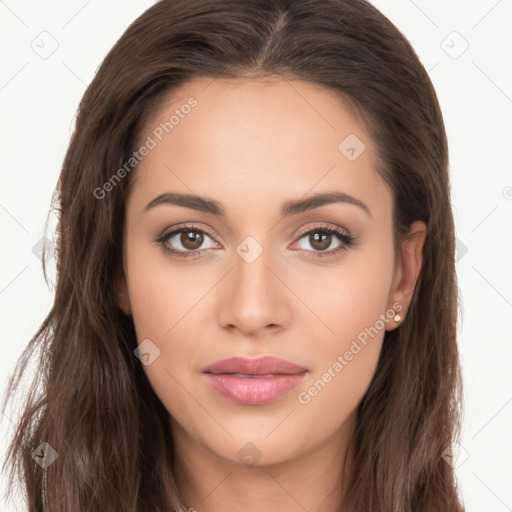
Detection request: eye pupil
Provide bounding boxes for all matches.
[310,232,331,251]
[181,230,203,250]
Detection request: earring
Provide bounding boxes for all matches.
[394,313,402,322]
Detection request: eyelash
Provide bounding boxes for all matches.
[154,223,357,260]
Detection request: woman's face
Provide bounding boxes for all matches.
[117,76,424,468]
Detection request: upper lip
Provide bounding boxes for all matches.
[203,356,308,375]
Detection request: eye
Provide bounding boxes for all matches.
[292,224,356,258]
[155,223,357,260]
[155,224,220,258]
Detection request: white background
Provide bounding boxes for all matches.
[1,1,511,511]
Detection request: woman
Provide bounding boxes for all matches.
[1,0,464,510]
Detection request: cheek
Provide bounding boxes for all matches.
[124,240,215,394]
[302,280,389,388]
[125,237,209,341]
[125,253,202,421]
[290,302,391,446]
[293,233,395,418]
[307,235,394,352]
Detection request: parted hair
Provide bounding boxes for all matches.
[2,0,464,510]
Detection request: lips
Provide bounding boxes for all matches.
[202,356,309,405]
[202,356,308,376]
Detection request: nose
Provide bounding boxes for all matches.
[217,244,291,337]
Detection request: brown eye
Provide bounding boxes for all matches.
[309,232,332,251]
[292,225,356,258]
[156,225,220,258]
[180,230,204,250]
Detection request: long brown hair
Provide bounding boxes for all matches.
[1,0,464,510]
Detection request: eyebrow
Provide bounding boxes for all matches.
[143,190,371,218]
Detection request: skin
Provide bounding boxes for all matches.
[116,75,426,512]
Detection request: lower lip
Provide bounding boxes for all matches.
[204,372,308,405]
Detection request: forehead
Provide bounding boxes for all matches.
[128,75,391,218]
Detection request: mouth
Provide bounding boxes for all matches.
[202,356,309,405]
[224,373,289,378]
[202,355,308,375]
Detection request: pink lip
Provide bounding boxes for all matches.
[203,356,309,405]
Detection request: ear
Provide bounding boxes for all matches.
[114,265,132,316]
[386,220,426,330]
